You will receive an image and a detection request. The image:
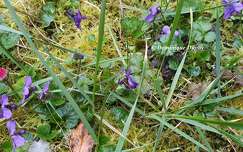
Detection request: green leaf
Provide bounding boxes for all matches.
[200,22,212,32]
[182,0,203,12]
[176,118,220,134]
[233,38,243,49]
[1,140,12,152]
[0,32,20,49]
[40,2,56,27]
[41,14,54,27]
[188,66,201,77]
[36,124,58,141]
[37,124,51,136]
[111,107,128,122]
[151,41,165,55]
[13,77,25,96]
[56,103,80,129]
[67,0,80,8]
[204,32,216,43]
[87,34,96,42]
[50,98,65,106]
[193,51,210,62]
[98,145,115,152]
[193,30,203,41]
[0,82,8,94]
[168,58,179,70]
[99,136,110,145]
[121,17,145,38]
[225,56,241,69]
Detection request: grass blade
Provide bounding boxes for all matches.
[170,115,243,130]
[216,107,243,116]
[149,115,209,151]
[152,116,166,152]
[0,44,27,73]
[174,117,243,147]
[43,48,93,107]
[4,0,97,142]
[218,129,243,147]
[153,2,188,151]
[196,127,213,152]
[154,78,165,107]
[111,92,145,116]
[177,118,220,134]
[215,7,222,96]
[180,75,222,111]
[108,26,126,66]
[165,0,184,47]
[202,92,243,106]
[164,51,187,109]
[93,0,106,103]
[0,24,23,35]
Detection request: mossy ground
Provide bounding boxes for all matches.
[0,0,242,152]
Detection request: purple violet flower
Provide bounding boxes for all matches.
[118,68,138,90]
[6,120,26,150]
[72,53,84,60]
[20,76,35,104]
[145,5,160,23]
[222,0,243,19]
[39,81,50,100]
[152,59,160,68]
[0,95,12,119]
[161,25,180,37]
[66,9,87,29]
[175,30,180,37]
[162,25,171,36]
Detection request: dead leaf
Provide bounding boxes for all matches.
[69,123,95,152]
[188,82,208,101]
[222,70,235,80]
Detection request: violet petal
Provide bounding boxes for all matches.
[12,135,26,148]
[1,94,8,107]
[6,120,16,136]
[2,108,12,119]
[144,5,160,23]
[127,77,138,89]
[39,81,50,100]
[162,25,171,36]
